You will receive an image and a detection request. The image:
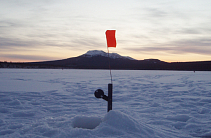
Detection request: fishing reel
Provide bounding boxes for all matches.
[94,89,108,101]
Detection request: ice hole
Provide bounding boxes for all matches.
[72,116,102,129]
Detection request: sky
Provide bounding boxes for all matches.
[0,0,211,62]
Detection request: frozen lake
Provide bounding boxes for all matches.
[0,69,211,138]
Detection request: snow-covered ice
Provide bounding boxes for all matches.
[0,69,210,138]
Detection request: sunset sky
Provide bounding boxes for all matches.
[1,0,211,62]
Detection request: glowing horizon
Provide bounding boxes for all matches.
[1,49,211,63]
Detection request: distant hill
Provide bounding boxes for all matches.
[1,50,211,71]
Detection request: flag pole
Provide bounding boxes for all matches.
[107,47,113,84]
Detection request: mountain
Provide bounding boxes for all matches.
[28,50,167,69]
[1,50,211,71]
[30,50,139,69]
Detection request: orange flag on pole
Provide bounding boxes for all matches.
[106,30,116,48]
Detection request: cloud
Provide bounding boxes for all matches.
[145,8,168,18]
[0,33,104,49]
[71,36,104,48]
[125,38,211,55]
[0,37,42,48]
[0,20,20,28]
[0,54,57,62]
[178,28,201,34]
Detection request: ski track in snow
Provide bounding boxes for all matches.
[0,69,211,138]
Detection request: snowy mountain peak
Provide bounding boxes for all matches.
[82,50,136,60]
[84,50,107,57]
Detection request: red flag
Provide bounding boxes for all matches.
[106,30,116,48]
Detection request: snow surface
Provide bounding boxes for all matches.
[83,50,135,60]
[0,69,211,138]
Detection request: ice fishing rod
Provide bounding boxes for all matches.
[94,30,116,112]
